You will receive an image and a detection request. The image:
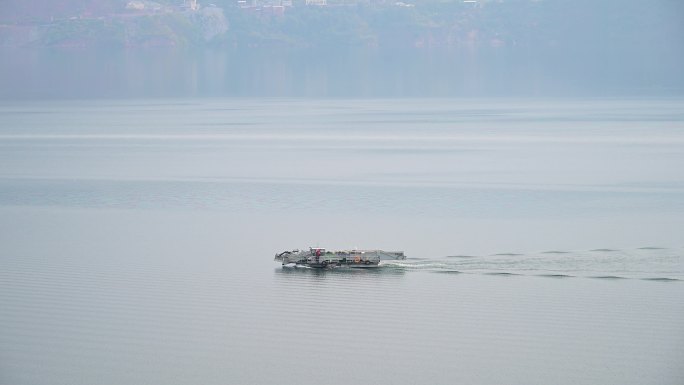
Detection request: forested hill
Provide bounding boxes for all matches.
[1,0,682,52]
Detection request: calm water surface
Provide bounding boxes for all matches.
[1,99,683,384]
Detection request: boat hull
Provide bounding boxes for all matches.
[300,260,380,269]
[275,248,403,269]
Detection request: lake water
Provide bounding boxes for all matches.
[1,98,683,384]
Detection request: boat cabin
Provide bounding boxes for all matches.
[310,247,325,256]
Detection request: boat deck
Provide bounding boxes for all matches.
[275,248,405,268]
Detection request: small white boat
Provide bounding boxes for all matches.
[275,247,406,268]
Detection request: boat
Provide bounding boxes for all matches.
[275,247,406,268]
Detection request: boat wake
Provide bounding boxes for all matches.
[379,247,683,281]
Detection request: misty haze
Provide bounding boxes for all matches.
[1,1,683,385]
[2,0,683,98]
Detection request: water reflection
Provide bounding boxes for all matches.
[273,265,406,280]
[0,46,623,99]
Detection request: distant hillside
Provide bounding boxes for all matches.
[0,0,682,51]
[2,0,682,97]
[0,1,226,47]
[2,1,132,22]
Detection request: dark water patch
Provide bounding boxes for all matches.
[116,102,199,108]
[4,176,684,221]
[0,110,56,115]
[541,250,570,254]
[537,274,574,278]
[641,277,680,282]
[492,253,523,257]
[197,122,257,126]
[590,275,628,280]
[351,148,475,155]
[432,270,463,275]
[590,248,618,252]
[484,272,520,276]
[446,255,477,258]
[637,247,666,250]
